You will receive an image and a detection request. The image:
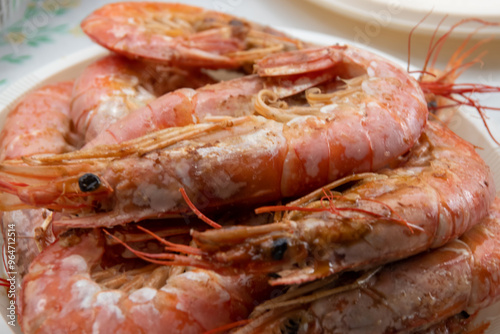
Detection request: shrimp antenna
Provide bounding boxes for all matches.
[418,18,500,145]
[103,229,209,269]
[135,225,203,256]
[421,15,448,76]
[179,188,221,229]
[407,10,435,73]
[256,173,421,233]
[422,18,499,76]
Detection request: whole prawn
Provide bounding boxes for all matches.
[81,2,307,69]
[18,226,273,334]
[71,54,215,143]
[0,44,428,229]
[232,197,500,334]
[163,121,495,285]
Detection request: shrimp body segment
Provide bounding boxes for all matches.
[189,121,495,285]
[237,197,500,334]
[19,229,271,334]
[81,2,306,68]
[71,54,214,143]
[0,81,76,161]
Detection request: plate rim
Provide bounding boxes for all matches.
[306,0,500,36]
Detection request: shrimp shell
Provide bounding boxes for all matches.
[71,54,215,143]
[0,81,76,161]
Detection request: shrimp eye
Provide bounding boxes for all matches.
[427,99,438,111]
[459,311,470,319]
[271,238,288,261]
[78,173,101,192]
[281,317,300,334]
[229,19,244,27]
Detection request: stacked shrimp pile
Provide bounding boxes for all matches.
[0,3,499,334]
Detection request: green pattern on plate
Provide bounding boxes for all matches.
[1,53,31,64]
[0,0,79,49]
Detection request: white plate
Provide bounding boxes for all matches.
[0,28,499,334]
[306,0,500,36]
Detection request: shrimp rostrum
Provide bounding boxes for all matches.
[0,44,428,229]
[169,121,495,285]
[233,197,500,334]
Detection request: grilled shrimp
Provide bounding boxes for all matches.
[0,82,76,299]
[0,44,428,228]
[81,2,307,69]
[233,197,500,334]
[19,227,272,334]
[71,54,215,143]
[170,121,494,285]
[86,44,427,148]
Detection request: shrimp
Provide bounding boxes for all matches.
[165,121,495,285]
[85,44,427,149]
[233,197,500,334]
[81,2,307,69]
[18,227,273,334]
[0,81,77,302]
[71,54,215,143]
[0,44,428,228]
